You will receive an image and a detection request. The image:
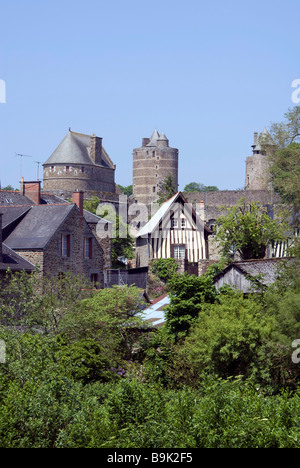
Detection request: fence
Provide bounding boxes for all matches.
[104,267,148,290]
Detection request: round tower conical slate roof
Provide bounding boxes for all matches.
[43,131,94,166]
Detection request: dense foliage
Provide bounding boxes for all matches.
[0,261,299,448]
[215,198,287,261]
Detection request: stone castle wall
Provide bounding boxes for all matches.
[43,164,115,194]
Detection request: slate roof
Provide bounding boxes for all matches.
[1,206,31,229]
[0,191,33,206]
[0,190,69,207]
[213,258,294,288]
[4,204,75,250]
[0,244,36,272]
[0,190,107,227]
[43,130,114,168]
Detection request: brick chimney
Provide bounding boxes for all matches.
[20,180,41,205]
[72,191,84,216]
[90,134,103,166]
[0,213,3,263]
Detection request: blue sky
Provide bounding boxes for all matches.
[0,0,299,191]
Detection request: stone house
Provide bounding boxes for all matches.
[0,183,111,287]
[0,213,35,279]
[213,258,292,294]
[135,192,211,273]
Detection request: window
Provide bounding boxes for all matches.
[61,234,71,257]
[153,186,156,193]
[171,219,178,228]
[90,273,99,287]
[82,167,85,173]
[181,219,186,228]
[173,245,186,259]
[66,166,70,172]
[84,237,93,259]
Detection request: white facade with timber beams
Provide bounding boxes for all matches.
[135,192,211,268]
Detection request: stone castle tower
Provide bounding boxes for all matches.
[132,130,179,206]
[245,128,275,190]
[43,130,116,197]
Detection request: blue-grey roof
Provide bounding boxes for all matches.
[0,244,36,272]
[5,204,75,250]
[43,130,114,168]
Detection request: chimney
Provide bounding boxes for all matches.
[90,134,103,165]
[72,191,84,216]
[142,138,150,147]
[21,180,41,205]
[197,200,206,222]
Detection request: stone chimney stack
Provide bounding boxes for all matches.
[72,191,84,216]
[142,138,150,147]
[90,134,103,166]
[197,200,206,222]
[21,180,41,205]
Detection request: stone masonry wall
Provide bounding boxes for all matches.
[133,145,179,207]
[43,206,104,286]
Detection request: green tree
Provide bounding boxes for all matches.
[184,182,205,192]
[178,290,275,382]
[215,198,287,261]
[83,196,101,214]
[86,200,135,268]
[183,182,219,193]
[0,184,15,191]
[117,184,133,197]
[157,175,177,205]
[267,107,300,226]
[165,273,218,341]
[151,258,178,282]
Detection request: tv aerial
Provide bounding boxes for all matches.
[15,153,32,179]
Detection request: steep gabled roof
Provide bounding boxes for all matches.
[213,258,294,288]
[136,192,211,238]
[0,244,36,272]
[5,204,75,250]
[1,206,32,229]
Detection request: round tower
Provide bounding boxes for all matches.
[245,128,275,190]
[43,130,116,198]
[132,130,179,206]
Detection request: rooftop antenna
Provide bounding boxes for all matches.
[35,161,41,181]
[15,153,32,179]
